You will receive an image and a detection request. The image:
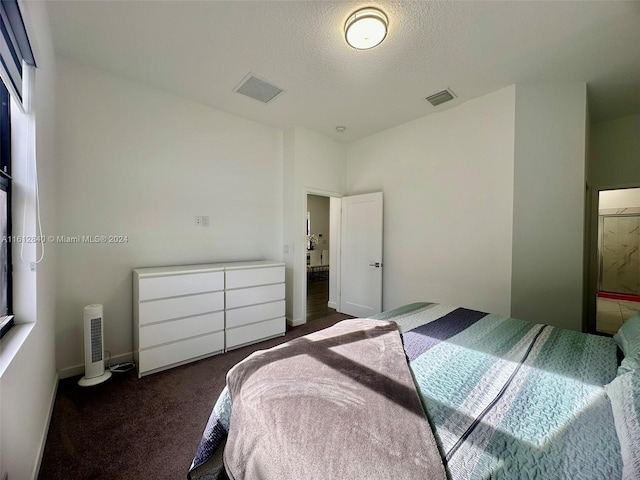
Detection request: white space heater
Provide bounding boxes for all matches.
[78,304,112,387]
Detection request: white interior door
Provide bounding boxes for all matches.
[339,192,383,317]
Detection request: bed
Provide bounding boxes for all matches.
[188,302,640,480]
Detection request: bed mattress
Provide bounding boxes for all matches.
[189,302,622,479]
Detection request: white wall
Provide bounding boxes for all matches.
[590,114,640,190]
[328,197,340,309]
[282,129,296,321]
[282,127,346,325]
[307,194,330,249]
[511,83,587,331]
[55,59,283,375]
[0,1,58,479]
[599,187,640,210]
[346,86,516,316]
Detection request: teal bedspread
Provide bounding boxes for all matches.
[190,302,623,479]
[373,302,622,479]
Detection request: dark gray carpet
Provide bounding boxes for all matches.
[38,313,351,480]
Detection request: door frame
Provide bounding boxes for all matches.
[586,182,640,333]
[301,187,343,324]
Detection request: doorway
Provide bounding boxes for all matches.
[299,190,383,324]
[595,187,640,334]
[306,194,335,322]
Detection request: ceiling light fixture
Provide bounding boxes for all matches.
[344,7,388,50]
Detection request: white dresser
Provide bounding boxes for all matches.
[224,261,286,350]
[133,260,285,377]
[133,264,225,377]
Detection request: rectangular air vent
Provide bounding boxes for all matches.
[234,73,284,104]
[426,88,456,106]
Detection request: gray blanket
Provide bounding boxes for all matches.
[222,319,447,480]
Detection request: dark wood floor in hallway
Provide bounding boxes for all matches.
[307,276,334,321]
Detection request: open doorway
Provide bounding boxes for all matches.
[299,190,383,323]
[595,187,640,334]
[306,194,334,321]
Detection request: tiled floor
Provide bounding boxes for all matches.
[596,296,640,335]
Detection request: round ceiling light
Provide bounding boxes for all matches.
[344,7,388,50]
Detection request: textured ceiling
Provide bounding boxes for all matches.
[46,0,640,142]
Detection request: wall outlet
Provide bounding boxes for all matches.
[283,244,289,254]
[195,216,209,227]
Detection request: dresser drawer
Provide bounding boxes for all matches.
[138,331,224,376]
[225,266,284,289]
[226,283,285,309]
[139,291,224,325]
[226,300,285,329]
[139,311,224,349]
[226,317,285,350]
[138,271,223,301]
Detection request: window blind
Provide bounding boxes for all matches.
[0,0,34,104]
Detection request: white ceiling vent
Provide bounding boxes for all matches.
[233,73,284,104]
[426,88,457,107]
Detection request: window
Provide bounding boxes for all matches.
[0,0,36,338]
[0,80,11,338]
[0,0,36,106]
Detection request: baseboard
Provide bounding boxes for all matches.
[598,291,640,303]
[58,351,133,380]
[328,301,337,309]
[287,317,306,327]
[33,371,59,479]
[58,363,84,380]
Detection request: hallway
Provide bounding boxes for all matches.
[306,277,335,322]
